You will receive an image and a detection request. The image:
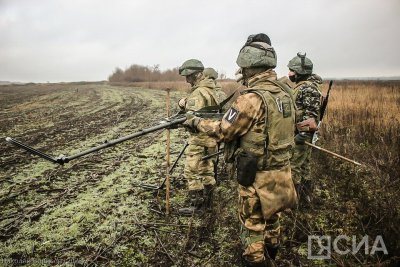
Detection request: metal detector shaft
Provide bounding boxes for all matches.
[6,117,186,165]
[305,141,362,166]
[66,118,186,161]
[169,141,189,174]
[5,137,59,164]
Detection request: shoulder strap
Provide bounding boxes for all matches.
[243,89,269,135]
[266,79,298,110]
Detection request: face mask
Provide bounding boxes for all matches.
[186,74,196,86]
[289,75,296,83]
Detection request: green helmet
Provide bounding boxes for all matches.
[287,52,313,75]
[236,42,277,69]
[179,59,204,76]
[203,67,218,79]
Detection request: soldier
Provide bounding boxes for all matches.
[177,59,220,215]
[203,67,227,108]
[287,53,323,203]
[183,34,297,267]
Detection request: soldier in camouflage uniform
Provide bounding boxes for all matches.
[184,34,297,267]
[287,53,323,203]
[203,67,227,108]
[177,59,220,215]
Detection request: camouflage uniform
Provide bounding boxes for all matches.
[203,67,227,107]
[178,59,220,214]
[288,54,322,199]
[186,35,297,266]
[184,75,219,191]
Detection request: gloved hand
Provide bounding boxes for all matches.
[183,112,201,131]
[178,98,187,110]
[294,133,309,145]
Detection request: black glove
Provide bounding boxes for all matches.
[294,133,308,145]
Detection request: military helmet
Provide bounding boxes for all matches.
[179,59,204,76]
[287,52,313,75]
[245,33,271,46]
[236,39,277,69]
[203,67,218,79]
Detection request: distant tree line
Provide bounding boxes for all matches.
[108,64,185,82]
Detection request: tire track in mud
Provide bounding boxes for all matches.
[0,84,189,265]
[0,85,177,244]
[1,86,144,170]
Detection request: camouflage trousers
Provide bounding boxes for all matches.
[238,166,293,263]
[184,144,216,191]
[290,143,312,185]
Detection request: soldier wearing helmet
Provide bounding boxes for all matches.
[203,67,227,110]
[177,59,220,215]
[183,34,297,267]
[287,53,323,204]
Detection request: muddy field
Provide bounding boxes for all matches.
[0,83,241,267]
[0,82,399,267]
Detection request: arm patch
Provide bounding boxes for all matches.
[187,99,196,107]
[224,107,239,124]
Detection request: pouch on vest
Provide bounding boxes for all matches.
[236,151,258,186]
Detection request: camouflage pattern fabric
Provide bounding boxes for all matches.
[290,74,322,186]
[291,142,312,184]
[184,144,216,190]
[214,82,227,110]
[239,166,292,262]
[202,67,227,110]
[196,70,296,263]
[183,75,219,191]
[292,75,322,123]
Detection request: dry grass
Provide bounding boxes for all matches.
[308,80,400,265]
[320,80,400,172]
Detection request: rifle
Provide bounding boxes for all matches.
[5,92,236,165]
[312,80,333,144]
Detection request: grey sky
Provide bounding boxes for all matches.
[1,0,399,82]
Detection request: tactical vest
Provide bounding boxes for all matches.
[239,84,295,170]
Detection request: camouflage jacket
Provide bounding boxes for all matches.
[214,82,227,106]
[292,74,322,122]
[185,75,219,148]
[197,70,295,169]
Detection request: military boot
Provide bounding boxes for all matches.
[203,184,214,211]
[303,180,313,204]
[178,190,204,216]
[295,182,311,206]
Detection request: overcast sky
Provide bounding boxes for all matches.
[1,0,399,82]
